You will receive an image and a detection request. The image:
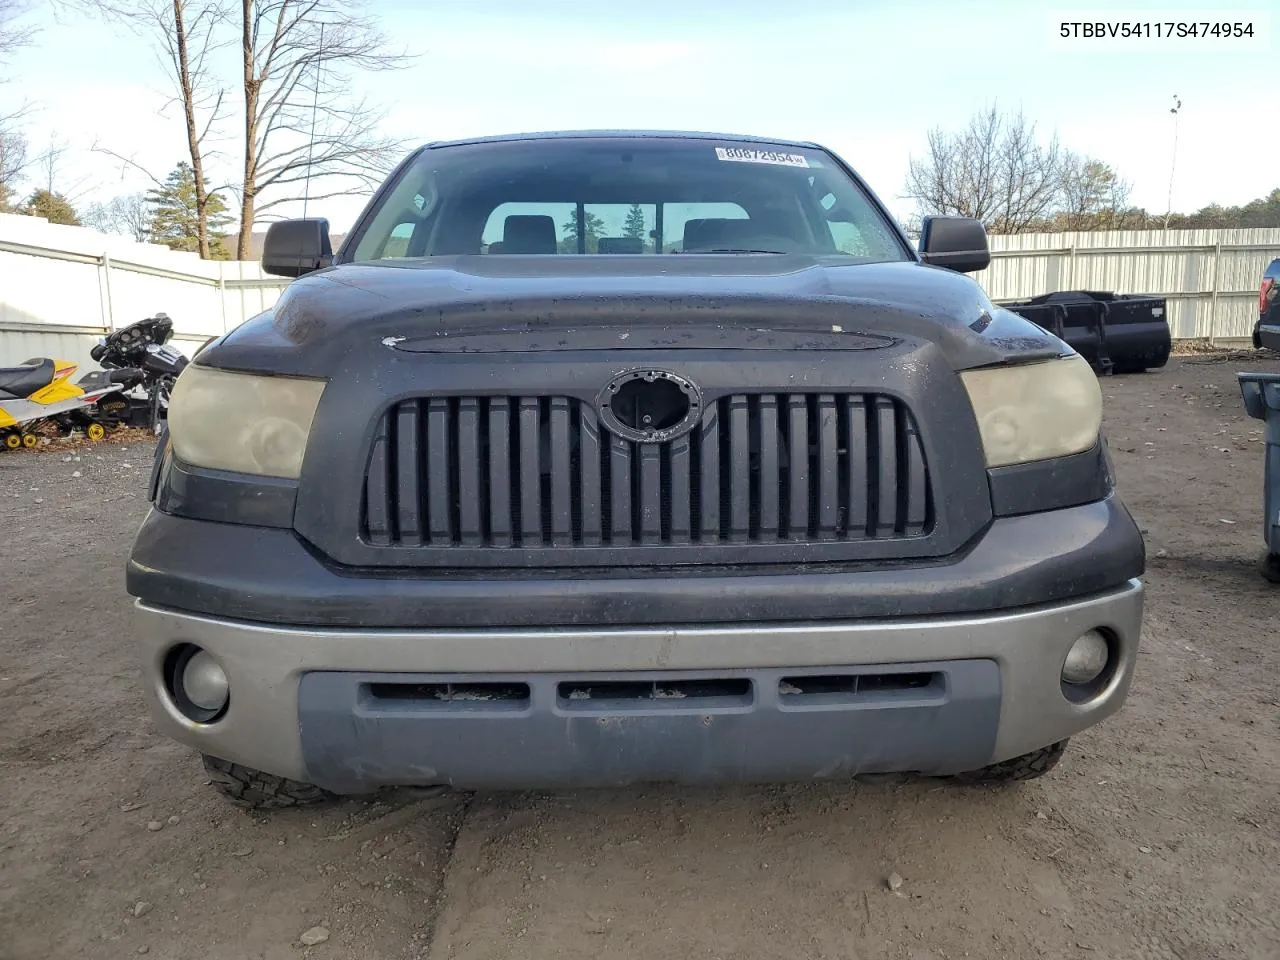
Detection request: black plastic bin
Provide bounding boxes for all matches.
[1002,290,1171,375]
[1238,371,1280,582]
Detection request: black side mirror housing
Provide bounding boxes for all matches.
[261,218,334,278]
[918,216,991,273]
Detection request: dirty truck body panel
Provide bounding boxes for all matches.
[128,132,1145,793]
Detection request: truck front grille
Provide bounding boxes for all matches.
[360,393,931,552]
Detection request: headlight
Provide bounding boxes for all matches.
[167,364,326,478]
[960,355,1102,467]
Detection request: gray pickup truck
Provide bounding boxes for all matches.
[127,131,1145,808]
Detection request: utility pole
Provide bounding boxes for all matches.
[1164,95,1182,229]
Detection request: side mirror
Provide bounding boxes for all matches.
[261,218,333,278]
[918,216,990,273]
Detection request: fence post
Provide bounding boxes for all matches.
[218,264,229,334]
[1209,240,1222,345]
[101,252,116,333]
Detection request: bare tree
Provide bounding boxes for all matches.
[168,0,229,258]
[0,0,34,210]
[117,191,154,241]
[33,138,67,194]
[989,111,1061,233]
[0,125,25,210]
[234,0,409,258]
[81,0,230,258]
[905,105,1066,234]
[0,0,33,61]
[1058,152,1133,231]
[82,191,152,241]
[31,137,96,205]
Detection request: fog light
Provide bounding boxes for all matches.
[166,644,229,722]
[182,650,229,711]
[1062,630,1110,685]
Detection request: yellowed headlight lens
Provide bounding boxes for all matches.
[167,365,326,479]
[960,355,1102,467]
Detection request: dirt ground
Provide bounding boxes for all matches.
[2,355,1278,960]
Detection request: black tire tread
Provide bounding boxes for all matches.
[202,754,334,810]
[1109,360,1149,375]
[1260,552,1280,584]
[951,740,1068,785]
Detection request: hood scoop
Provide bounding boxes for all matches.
[388,323,899,354]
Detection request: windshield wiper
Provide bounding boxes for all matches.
[683,248,788,255]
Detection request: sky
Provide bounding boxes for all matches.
[1,0,1272,237]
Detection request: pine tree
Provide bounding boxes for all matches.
[559,209,606,253]
[623,203,647,245]
[146,162,233,258]
[21,189,80,225]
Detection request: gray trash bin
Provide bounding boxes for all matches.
[1238,371,1280,582]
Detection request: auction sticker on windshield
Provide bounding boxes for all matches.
[715,147,810,167]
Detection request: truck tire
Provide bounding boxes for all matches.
[950,740,1068,784]
[1260,552,1280,584]
[202,754,335,810]
[1110,361,1148,375]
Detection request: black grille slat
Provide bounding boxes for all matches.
[668,437,692,542]
[363,392,931,553]
[365,416,391,544]
[757,395,779,538]
[487,400,512,547]
[639,444,662,543]
[609,435,632,543]
[816,394,839,538]
[727,397,751,540]
[843,396,869,537]
[697,410,720,542]
[548,398,573,543]
[425,399,450,542]
[786,394,809,538]
[904,418,929,533]
[395,401,423,545]
[518,398,541,544]
[457,398,483,545]
[875,398,899,536]
[578,412,602,545]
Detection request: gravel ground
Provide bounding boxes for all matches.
[2,356,1278,960]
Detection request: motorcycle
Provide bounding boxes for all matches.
[84,313,192,433]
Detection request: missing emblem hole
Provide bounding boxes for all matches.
[611,376,690,432]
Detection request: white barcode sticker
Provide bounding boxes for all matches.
[715,147,809,167]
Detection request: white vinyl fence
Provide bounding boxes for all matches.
[3,215,1277,369]
[981,228,1280,342]
[0,213,288,371]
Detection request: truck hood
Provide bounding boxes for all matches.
[206,255,1065,377]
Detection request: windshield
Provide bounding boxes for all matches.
[345,137,911,263]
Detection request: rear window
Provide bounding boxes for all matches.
[346,138,909,263]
